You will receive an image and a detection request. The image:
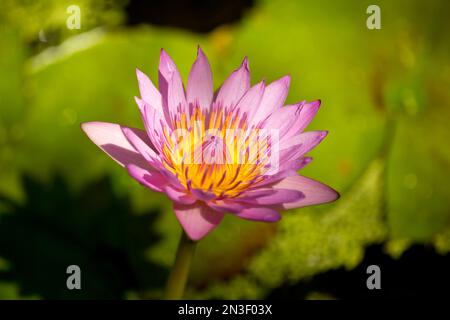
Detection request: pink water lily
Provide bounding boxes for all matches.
[81,47,339,241]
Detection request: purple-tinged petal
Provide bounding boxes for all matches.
[282,100,321,140]
[136,68,163,112]
[233,80,265,121]
[252,75,290,125]
[271,175,339,209]
[207,200,246,213]
[81,122,150,169]
[174,203,224,240]
[135,96,163,118]
[134,96,146,114]
[190,188,217,201]
[168,70,187,115]
[140,103,167,154]
[187,46,213,111]
[237,188,304,205]
[126,163,167,192]
[236,208,281,222]
[263,102,305,139]
[158,49,187,125]
[237,188,275,198]
[136,97,170,154]
[164,185,197,205]
[257,169,299,188]
[280,131,328,162]
[257,157,313,186]
[215,57,250,109]
[158,49,178,97]
[296,99,321,132]
[278,156,313,172]
[121,126,161,168]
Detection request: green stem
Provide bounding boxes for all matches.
[163,230,197,299]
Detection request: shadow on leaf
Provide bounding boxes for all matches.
[0,174,168,299]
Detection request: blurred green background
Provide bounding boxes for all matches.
[0,0,449,299]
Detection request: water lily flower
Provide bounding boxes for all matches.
[81,47,339,241]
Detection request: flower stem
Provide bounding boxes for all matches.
[163,230,197,299]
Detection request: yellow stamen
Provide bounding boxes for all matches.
[162,106,270,197]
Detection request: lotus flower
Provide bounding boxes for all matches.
[81,47,339,241]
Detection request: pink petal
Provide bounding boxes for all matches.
[126,164,167,192]
[121,126,160,168]
[233,80,265,121]
[263,102,305,139]
[258,156,313,185]
[140,102,167,154]
[187,46,213,111]
[252,157,312,189]
[256,169,298,188]
[282,100,321,141]
[278,156,313,172]
[237,188,304,206]
[174,203,224,240]
[207,200,246,213]
[135,68,163,113]
[81,122,150,169]
[271,175,339,209]
[252,75,290,125]
[158,49,187,124]
[135,96,162,117]
[236,207,281,222]
[215,57,250,109]
[280,131,327,163]
[190,188,217,201]
[164,185,196,205]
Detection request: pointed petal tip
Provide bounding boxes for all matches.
[135,68,149,81]
[311,99,322,108]
[303,157,313,165]
[313,130,328,144]
[196,45,205,57]
[159,49,167,60]
[334,189,341,200]
[80,121,100,135]
[80,121,91,136]
[159,48,174,70]
[323,185,340,203]
[273,175,341,209]
[134,96,145,112]
[160,48,172,59]
[80,121,88,131]
[192,45,210,66]
[308,130,328,142]
[241,56,249,70]
[135,67,144,76]
[318,183,340,203]
[281,74,291,86]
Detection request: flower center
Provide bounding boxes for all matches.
[161,106,274,198]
